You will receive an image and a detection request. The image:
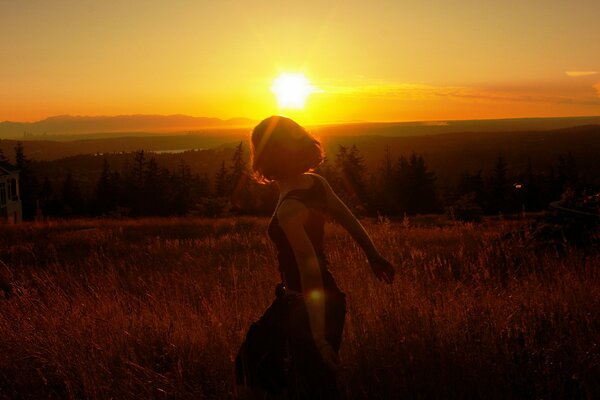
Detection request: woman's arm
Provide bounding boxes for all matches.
[277,200,339,370]
[313,174,395,283]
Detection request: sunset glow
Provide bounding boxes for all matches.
[1,1,599,123]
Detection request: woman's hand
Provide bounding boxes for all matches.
[368,254,395,284]
[318,343,340,373]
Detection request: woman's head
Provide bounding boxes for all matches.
[251,116,323,183]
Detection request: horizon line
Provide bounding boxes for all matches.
[3,113,600,126]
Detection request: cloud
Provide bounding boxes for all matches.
[324,83,491,101]
[565,71,598,77]
[321,81,600,105]
[326,83,519,102]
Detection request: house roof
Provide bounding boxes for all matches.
[0,161,19,176]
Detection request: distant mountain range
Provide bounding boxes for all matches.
[310,115,600,137]
[2,114,600,140]
[0,114,256,138]
[0,115,600,141]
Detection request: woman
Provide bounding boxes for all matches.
[236,116,395,399]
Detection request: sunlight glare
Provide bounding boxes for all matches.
[271,73,314,109]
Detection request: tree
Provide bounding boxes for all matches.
[94,158,117,215]
[214,161,231,198]
[315,156,337,184]
[229,142,253,212]
[405,154,439,215]
[191,172,210,201]
[230,142,247,182]
[132,150,146,186]
[141,156,168,215]
[61,170,84,216]
[488,155,509,214]
[522,157,543,211]
[14,142,39,219]
[122,150,148,215]
[95,158,111,213]
[457,170,485,208]
[373,145,398,215]
[38,176,60,217]
[110,170,124,213]
[334,145,370,212]
[395,155,411,215]
[170,158,193,215]
[557,153,577,191]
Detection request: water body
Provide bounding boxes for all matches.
[153,148,205,154]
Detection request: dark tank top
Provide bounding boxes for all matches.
[268,174,334,292]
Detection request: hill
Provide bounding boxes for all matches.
[319,124,600,184]
[311,115,600,137]
[0,130,248,160]
[0,114,255,138]
[10,124,599,202]
[3,114,600,140]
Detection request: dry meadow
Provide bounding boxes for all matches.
[1,217,599,399]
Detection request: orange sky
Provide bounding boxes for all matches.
[1,0,600,124]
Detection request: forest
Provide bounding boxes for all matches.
[1,133,592,222]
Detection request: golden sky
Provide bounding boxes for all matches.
[1,0,600,124]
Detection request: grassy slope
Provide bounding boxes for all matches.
[0,217,599,399]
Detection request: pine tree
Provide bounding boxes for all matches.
[141,157,163,215]
[171,158,193,215]
[192,172,210,200]
[335,144,370,212]
[132,150,146,187]
[406,154,438,215]
[230,142,247,181]
[457,170,485,208]
[523,157,542,211]
[61,170,84,216]
[374,145,397,215]
[124,150,147,215]
[489,155,509,213]
[315,156,337,186]
[214,161,231,198]
[14,142,39,219]
[229,142,251,212]
[110,170,124,213]
[14,142,27,168]
[95,158,114,214]
[39,176,58,217]
[395,155,411,215]
[557,153,577,191]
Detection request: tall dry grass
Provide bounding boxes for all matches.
[0,217,599,399]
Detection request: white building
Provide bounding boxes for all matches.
[0,162,22,223]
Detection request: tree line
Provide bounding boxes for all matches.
[3,141,586,221]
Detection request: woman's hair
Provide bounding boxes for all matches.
[251,116,323,183]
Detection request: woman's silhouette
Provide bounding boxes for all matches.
[236,116,395,399]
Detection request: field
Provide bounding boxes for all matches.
[1,217,599,399]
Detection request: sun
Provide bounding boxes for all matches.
[271,73,315,109]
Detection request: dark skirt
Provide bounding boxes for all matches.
[235,282,346,399]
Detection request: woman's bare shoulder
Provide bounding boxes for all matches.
[306,172,333,192]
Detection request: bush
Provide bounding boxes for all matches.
[448,192,483,222]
